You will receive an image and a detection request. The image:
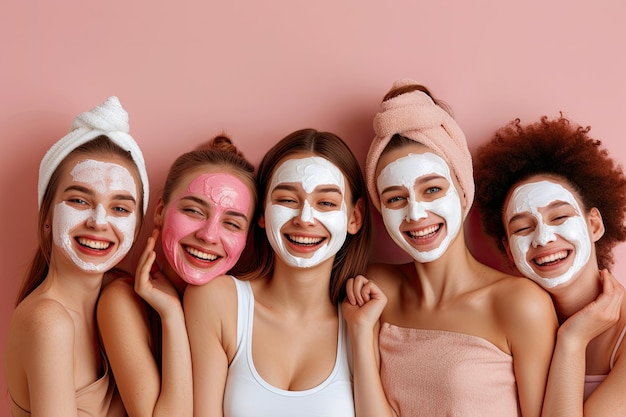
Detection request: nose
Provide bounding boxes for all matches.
[196,217,220,243]
[531,222,556,248]
[86,204,108,229]
[406,199,428,222]
[297,200,315,224]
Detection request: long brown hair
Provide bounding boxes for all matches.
[238,128,371,304]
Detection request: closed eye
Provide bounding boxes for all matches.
[225,220,243,230]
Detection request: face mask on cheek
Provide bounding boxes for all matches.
[377,152,462,263]
[161,173,251,285]
[264,156,348,268]
[52,159,138,273]
[506,181,591,289]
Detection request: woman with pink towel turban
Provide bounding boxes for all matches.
[342,80,557,417]
[4,96,148,417]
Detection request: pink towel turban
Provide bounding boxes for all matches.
[38,96,149,214]
[365,79,474,219]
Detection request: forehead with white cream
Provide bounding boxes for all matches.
[269,156,345,195]
[506,180,582,222]
[377,152,452,193]
[71,159,138,200]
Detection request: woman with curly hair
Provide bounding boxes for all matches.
[474,115,626,416]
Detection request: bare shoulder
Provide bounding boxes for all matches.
[10,297,75,353]
[184,275,239,356]
[100,275,136,299]
[98,276,142,313]
[184,274,237,315]
[489,271,556,324]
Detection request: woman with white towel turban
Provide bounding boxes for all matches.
[4,96,148,417]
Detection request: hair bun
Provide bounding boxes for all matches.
[210,134,236,153]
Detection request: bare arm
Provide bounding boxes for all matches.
[184,275,237,417]
[342,275,397,417]
[501,280,558,417]
[97,230,192,417]
[542,270,625,417]
[23,301,80,417]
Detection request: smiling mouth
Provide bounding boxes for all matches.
[185,246,219,262]
[77,237,112,250]
[286,234,325,246]
[407,224,441,239]
[534,250,569,266]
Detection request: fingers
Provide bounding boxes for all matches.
[599,269,625,303]
[345,275,378,306]
[345,278,357,305]
[134,229,159,293]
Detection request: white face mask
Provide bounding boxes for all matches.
[377,152,462,263]
[505,180,591,289]
[265,156,348,268]
[52,159,138,273]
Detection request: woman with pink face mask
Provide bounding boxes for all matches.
[3,97,148,417]
[474,116,626,417]
[184,128,371,417]
[97,135,256,417]
[343,80,558,417]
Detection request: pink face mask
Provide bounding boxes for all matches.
[161,173,252,285]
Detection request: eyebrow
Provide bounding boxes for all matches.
[507,200,573,224]
[64,185,137,203]
[380,174,446,194]
[180,196,249,221]
[272,184,342,195]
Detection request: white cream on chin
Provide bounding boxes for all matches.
[505,180,591,289]
[377,152,462,263]
[52,159,137,272]
[265,156,348,268]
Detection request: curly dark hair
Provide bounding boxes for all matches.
[474,115,626,270]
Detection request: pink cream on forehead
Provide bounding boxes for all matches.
[191,173,251,211]
[161,172,252,285]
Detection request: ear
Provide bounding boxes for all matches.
[153,197,165,229]
[502,236,515,264]
[258,214,266,229]
[347,198,365,235]
[588,207,605,243]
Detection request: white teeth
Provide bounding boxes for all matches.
[535,251,568,266]
[288,235,324,245]
[77,237,111,250]
[185,246,218,261]
[408,225,439,238]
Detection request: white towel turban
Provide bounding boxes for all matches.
[38,96,149,214]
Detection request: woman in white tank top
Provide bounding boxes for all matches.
[184,128,372,417]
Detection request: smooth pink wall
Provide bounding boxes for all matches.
[2,1,625,413]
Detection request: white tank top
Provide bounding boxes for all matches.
[223,277,355,417]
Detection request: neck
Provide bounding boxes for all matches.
[411,235,479,305]
[161,260,188,298]
[261,255,336,314]
[41,259,104,315]
[548,264,602,322]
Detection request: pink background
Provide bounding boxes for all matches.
[1,0,625,413]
